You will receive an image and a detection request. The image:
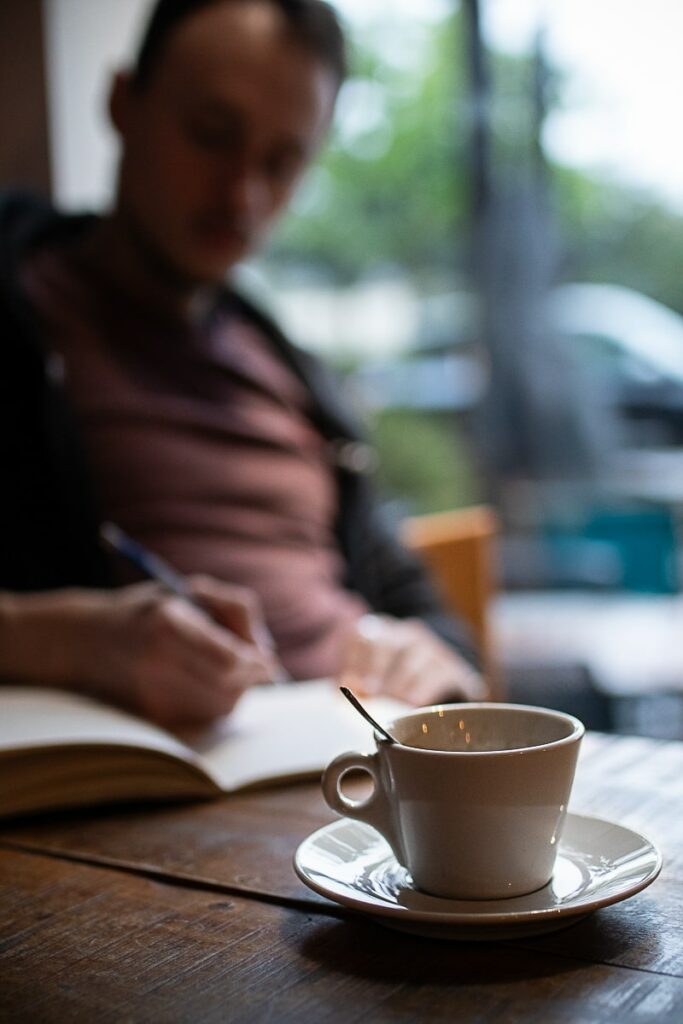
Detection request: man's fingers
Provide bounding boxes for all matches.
[341,616,426,696]
[339,630,387,695]
[189,576,275,654]
[338,613,488,707]
[163,594,276,684]
[135,604,273,727]
[409,660,483,707]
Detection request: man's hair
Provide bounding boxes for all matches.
[132,0,348,89]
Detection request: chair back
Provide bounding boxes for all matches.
[402,505,500,695]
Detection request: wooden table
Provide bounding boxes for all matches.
[2,732,683,1023]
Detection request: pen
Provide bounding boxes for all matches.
[100,521,196,604]
[99,521,289,685]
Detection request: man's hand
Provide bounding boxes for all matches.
[338,613,488,707]
[0,580,279,728]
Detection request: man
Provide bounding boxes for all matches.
[0,0,485,726]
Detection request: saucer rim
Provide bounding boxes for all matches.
[294,812,662,928]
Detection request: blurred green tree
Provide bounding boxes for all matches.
[556,168,683,317]
[265,10,683,319]
[266,11,470,285]
[372,408,481,515]
[260,9,683,513]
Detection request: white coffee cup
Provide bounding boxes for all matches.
[322,702,584,900]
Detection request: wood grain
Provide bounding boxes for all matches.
[2,732,683,1022]
[2,732,681,898]
[3,848,683,1024]
[0,782,329,905]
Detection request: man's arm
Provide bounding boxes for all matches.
[0,581,277,727]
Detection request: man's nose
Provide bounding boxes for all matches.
[220,159,267,217]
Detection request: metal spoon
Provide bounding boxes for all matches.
[339,686,398,744]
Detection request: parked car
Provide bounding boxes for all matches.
[360,282,683,445]
[547,283,683,446]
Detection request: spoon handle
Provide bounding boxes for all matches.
[339,686,397,744]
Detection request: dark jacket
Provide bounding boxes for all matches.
[0,191,476,663]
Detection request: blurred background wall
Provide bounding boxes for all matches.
[0,0,52,192]
[43,0,146,208]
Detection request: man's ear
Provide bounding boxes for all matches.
[108,70,135,138]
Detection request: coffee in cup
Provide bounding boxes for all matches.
[322,702,584,900]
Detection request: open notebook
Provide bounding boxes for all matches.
[0,680,408,819]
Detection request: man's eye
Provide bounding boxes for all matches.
[191,129,231,150]
[188,122,234,150]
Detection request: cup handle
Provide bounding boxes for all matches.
[321,750,403,861]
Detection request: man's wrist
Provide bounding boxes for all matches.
[0,588,111,688]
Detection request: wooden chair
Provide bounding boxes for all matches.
[401,505,501,696]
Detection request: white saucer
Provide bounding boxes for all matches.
[294,813,662,941]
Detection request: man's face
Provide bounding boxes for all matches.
[112,1,338,284]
